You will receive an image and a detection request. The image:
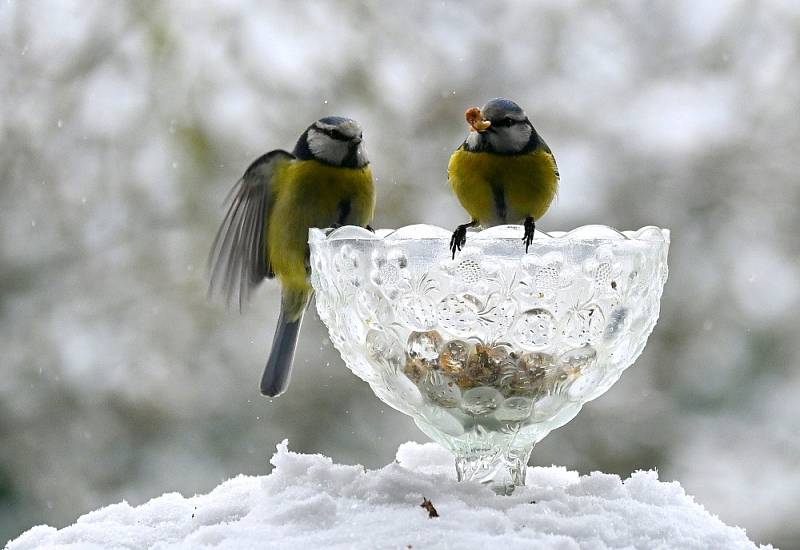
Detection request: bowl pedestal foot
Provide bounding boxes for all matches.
[454,445,534,495]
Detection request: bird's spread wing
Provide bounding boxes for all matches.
[208,150,293,310]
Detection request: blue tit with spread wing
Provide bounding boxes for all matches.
[209,117,375,396]
[447,98,559,257]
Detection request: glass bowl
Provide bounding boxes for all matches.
[309,224,669,494]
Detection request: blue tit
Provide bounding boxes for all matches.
[209,117,375,396]
[447,98,559,257]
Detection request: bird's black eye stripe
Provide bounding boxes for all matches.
[493,117,516,128]
[323,128,349,141]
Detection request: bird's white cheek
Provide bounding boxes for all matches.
[491,126,532,153]
[308,133,348,164]
[307,132,328,157]
[509,126,533,150]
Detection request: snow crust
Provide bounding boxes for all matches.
[7,442,770,550]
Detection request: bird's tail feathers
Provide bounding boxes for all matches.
[260,289,310,397]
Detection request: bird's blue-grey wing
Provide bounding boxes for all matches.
[537,136,560,180]
[208,150,294,310]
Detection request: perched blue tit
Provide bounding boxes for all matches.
[447,98,559,257]
[209,117,375,396]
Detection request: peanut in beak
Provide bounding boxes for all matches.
[465,107,491,132]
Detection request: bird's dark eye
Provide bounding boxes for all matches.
[330,129,346,140]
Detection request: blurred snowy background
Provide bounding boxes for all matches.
[1,0,798,547]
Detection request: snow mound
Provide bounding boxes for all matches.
[8,441,770,550]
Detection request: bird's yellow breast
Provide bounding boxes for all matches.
[268,159,374,291]
[448,148,558,226]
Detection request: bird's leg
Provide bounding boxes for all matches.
[450,219,478,259]
[523,216,536,253]
[365,224,375,233]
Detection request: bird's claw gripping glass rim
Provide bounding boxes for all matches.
[309,223,670,244]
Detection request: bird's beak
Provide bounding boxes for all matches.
[465,107,492,133]
[351,136,362,144]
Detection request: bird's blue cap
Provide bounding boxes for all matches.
[317,116,353,126]
[482,98,526,120]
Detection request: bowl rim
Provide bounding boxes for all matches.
[309,224,670,244]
